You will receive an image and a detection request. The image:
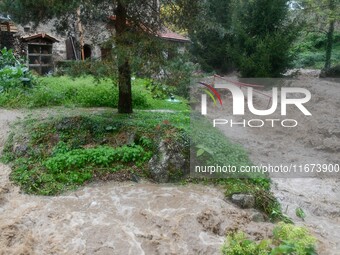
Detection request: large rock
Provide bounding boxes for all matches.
[148,140,188,183]
[320,65,340,78]
[231,194,256,209]
[248,209,267,222]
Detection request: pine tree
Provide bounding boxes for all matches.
[231,0,300,77]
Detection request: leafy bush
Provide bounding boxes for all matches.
[10,144,152,195]
[144,78,175,99]
[0,48,35,91]
[222,232,270,255]
[222,223,317,255]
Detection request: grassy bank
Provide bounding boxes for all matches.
[0,76,188,111]
[2,109,287,222]
[2,110,189,195]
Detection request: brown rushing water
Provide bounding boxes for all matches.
[0,108,274,255]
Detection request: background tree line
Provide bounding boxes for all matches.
[190,0,339,77]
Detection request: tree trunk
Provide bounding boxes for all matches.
[118,59,133,113]
[324,0,335,69]
[76,7,85,61]
[115,1,133,113]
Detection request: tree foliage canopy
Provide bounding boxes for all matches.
[190,0,301,77]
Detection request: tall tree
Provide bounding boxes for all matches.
[2,0,198,113]
[230,0,300,77]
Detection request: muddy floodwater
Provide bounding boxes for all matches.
[0,108,274,255]
[0,166,274,255]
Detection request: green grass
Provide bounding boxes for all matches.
[0,75,189,111]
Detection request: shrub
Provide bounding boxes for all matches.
[221,223,317,255]
[222,232,270,255]
[0,47,35,91]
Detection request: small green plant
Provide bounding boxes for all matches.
[44,145,151,172]
[222,231,271,255]
[0,47,35,91]
[145,79,175,99]
[196,144,213,157]
[296,207,306,221]
[222,223,317,255]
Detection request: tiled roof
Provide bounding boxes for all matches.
[22,33,60,43]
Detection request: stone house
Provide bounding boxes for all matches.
[0,13,190,75]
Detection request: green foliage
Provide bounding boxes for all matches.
[0,75,189,110]
[0,47,21,68]
[293,32,340,68]
[295,207,306,221]
[144,79,175,99]
[11,144,152,195]
[55,59,117,80]
[222,223,317,255]
[189,0,233,73]
[191,115,252,171]
[3,111,190,195]
[0,48,36,91]
[161,56,198,99]
[222,231,271,255]
[44,145,151,172]
[230,0,299,77]
[271,222,317,255]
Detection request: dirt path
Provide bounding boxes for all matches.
[206,75,340,255]
[0,108,275,255]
